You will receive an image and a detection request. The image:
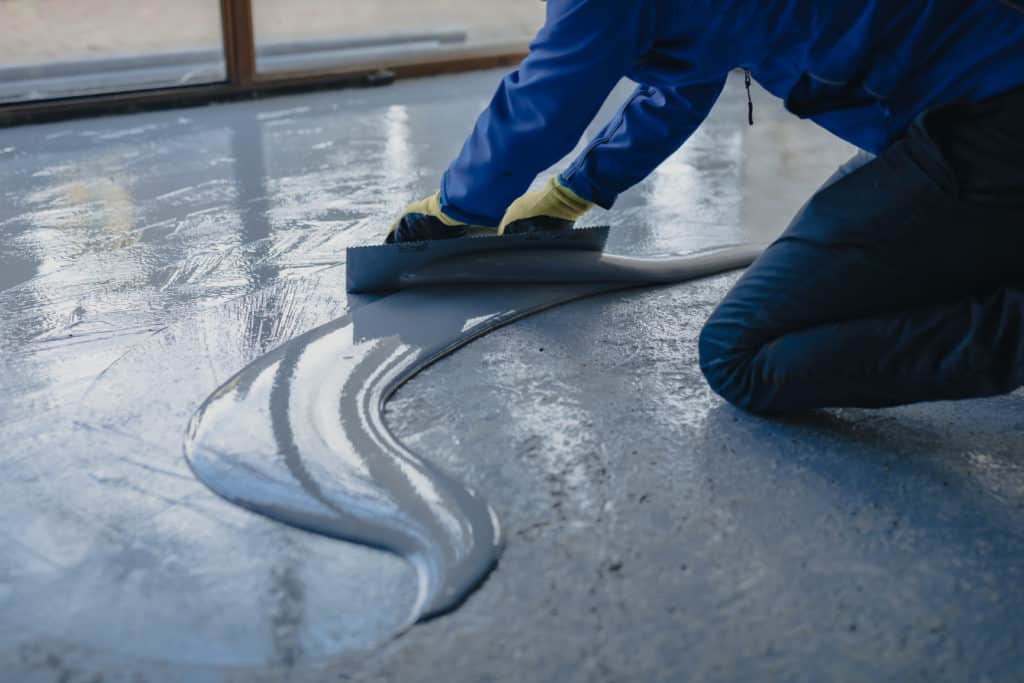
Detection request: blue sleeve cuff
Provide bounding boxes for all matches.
[439,172,503,227]
[558,171,618,211]
[557,79,727,214]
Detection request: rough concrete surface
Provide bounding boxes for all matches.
[371,276,1024,683]
[1,68,1021,682]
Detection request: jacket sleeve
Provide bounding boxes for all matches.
[559,78,728,209]
[439,0,655,226]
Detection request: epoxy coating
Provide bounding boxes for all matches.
[185,245,759,623]
[2,68,1021,682]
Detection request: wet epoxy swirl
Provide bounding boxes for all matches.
[183,245,760,625]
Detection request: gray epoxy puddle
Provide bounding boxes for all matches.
[184,245,760,625]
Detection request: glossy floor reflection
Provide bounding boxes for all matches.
[2,69,1020,682]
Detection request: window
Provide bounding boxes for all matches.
[0,1,226,103]
[0,0,541,123]
[251,0,545,74]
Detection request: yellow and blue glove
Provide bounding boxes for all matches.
[386,192,495,244]
[498,176,594,235]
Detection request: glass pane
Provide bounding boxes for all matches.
[252,0,545,75]
[0,1,225,103]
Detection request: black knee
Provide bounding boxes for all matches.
[698,314,773,414]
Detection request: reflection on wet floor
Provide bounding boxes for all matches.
[1,71,812,676]
[6,68,1020,683]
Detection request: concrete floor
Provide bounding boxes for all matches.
[1,69,1022,682]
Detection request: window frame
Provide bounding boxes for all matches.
[0,0,528,126]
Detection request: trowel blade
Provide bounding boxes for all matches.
[345,226,611,293]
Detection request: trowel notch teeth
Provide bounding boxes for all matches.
[347,225,610,251]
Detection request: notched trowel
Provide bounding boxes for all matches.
[346,226,610,293]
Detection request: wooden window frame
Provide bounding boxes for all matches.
[0,0,528,127]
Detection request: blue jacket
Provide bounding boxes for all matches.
[440,0,1024,226]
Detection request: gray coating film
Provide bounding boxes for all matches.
[184,244,761,624]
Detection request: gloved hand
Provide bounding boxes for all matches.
[386,192,495,244]
[498,176,594,235]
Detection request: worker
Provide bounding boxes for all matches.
[388,0,1024,414]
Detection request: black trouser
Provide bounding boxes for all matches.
[699,86,1024,414]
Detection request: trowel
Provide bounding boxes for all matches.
[346,227,610,293]
[345,226,763,294]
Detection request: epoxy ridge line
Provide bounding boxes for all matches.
[183,244,761,637]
